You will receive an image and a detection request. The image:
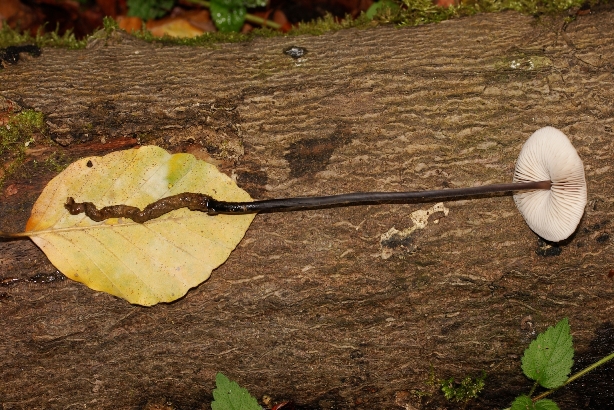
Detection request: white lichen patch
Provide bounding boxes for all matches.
[494,55,553,71]
[379,203,449,259]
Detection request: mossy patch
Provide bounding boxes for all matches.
[0,110,48,188]
[0,110,45,154]
[0,24,86,49]
[439,371,487,403]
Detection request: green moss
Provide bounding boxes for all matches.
[439,372,486,403]
[288,12,376,36]
[396,0,460,26]
[378,0,592,27]
[0,110,47,187]
[34,151,70,173]
[0,110,45,156]
[102,16,120,33]
[0,24,86,49]
[133,28,252,46]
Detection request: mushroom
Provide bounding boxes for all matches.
[63,127,586,242]
[512,126,587,242]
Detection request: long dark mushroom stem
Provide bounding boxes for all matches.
[64,180,551,223]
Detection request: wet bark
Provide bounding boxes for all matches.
[1,9,613,410]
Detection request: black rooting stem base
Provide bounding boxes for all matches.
[63,180,552,224]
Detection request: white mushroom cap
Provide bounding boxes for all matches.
[513,127,587,242]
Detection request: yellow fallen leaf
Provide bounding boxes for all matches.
[24,146,254,306]
[146,18,205,38]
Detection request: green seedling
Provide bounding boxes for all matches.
[506,318,614,410]
[207,320,614,410]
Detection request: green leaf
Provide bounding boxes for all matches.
[365,0,401,19]
[210,1,247,32]
[211,373,261,410]
[511,396,560,410]
[212,0,244,8]
[127,0,174,20]
[521,318,574,389]
[511,395,533,410]
[534,399,561,410]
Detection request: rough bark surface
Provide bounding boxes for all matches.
[1,10,613,410]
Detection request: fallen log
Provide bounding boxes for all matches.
[1,9,613,409]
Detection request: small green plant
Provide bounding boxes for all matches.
[408,365,486,406]
[102,16,120,32]
[207,326,614,410]
[211,372,261,410]
[506,318,614,410]
[440,371,486,403]
[127,0,175,21]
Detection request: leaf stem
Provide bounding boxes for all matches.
[527,381,538,398]
[0,231,30,238]
[184,0,282,30]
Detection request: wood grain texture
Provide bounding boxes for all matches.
[1,10,613,409]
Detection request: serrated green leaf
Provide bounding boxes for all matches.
[511,395,533,410]
[534,399,560,410]
[211,372,261,410]
[521,318,574,389]
[510,396,560,410]
[210,1,247,32]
